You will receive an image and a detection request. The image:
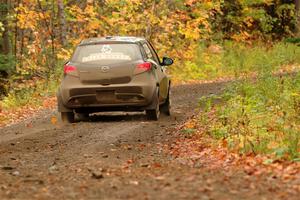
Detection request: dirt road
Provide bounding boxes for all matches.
[0,82,298,200]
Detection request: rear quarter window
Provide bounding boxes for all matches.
[71,43,142,64]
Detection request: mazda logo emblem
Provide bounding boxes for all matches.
[100,66,110,73]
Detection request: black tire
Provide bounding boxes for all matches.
[146,92,160,121]
[161,88,171,116]
[61,112,75,123]
[76,113,89,121]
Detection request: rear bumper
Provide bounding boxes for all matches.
[67,86,148,107]
[58,83,156,111]
[57,69,159,112]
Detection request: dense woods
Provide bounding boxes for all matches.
[0,0,300,98]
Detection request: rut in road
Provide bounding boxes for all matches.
[0,82,297,200]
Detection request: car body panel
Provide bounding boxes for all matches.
[57,36,172,114]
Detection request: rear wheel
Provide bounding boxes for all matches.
[61,112,75,123]
[161,88,171,116]
[76,113,89,121]
[146,92,160,121]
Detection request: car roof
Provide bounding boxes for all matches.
[80,36,146,45]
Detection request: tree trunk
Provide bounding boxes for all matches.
[0,0,10,55]
[145,1,156,40]
[0,0,10,97]
[37,0,56,74]
[57,0,67,46]
[296,0,300,13]
[295,0,300,35]
[14,0,20,70]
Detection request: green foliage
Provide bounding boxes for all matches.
[0,61,62,110]
[0,54,15,72]
[284,37,300,44]
[214,0,297,40]
[1,79,59,110]
[200,73,300,160]
[171,41,300,81]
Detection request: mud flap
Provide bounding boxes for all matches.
[145,87,159,110]
[57,92,72,112]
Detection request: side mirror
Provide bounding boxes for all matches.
[161,57,174,66]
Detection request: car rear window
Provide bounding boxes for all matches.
[71,43,142,64]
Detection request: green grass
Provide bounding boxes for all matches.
[171,41,300,81]
[200,73,300,161]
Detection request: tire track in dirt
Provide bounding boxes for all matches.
[1,82,296,200]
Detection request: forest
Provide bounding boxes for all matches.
[1,0,300,160]
[0,0,299,92]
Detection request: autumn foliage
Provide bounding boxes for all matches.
[1,0,299,97]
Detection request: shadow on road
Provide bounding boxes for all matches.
[85,112,147,122]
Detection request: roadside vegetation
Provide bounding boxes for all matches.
[176,40,300,161]
[173,41,300,81]
[197,73,300,161]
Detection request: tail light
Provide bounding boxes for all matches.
[134,62,152,75]
[64,64,77,76]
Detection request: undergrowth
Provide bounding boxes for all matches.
[199,73,300,161]
[171,41,300,81]
[0,64,62,111]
